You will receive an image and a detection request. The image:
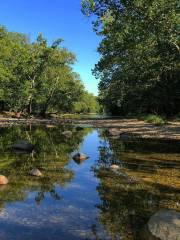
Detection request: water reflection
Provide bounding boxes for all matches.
[0,126,179,239]
[94,130,180,239]
[0,125,92,205]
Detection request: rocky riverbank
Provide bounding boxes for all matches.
[0,116,180,140]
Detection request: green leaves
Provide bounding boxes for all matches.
[82,0,180,116]
[0,26,94,115]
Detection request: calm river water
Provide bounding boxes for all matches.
[0,125,179,239]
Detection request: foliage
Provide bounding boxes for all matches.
[73,91,100,113]
[93,133,180,239]
[0,26,99,116]
[141,114,166,125]
[82,0,180,116]
[0,125,92,205]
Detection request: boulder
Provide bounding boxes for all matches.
[148,210,180,240]
[29,169,42,177]
[73,153,88,164]
[62,131,72,138]
[12,140,34,152]
[0,175,9,185]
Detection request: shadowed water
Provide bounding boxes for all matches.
[0,125,179,240]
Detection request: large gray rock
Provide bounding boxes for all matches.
[148,210,180,240]
[12,140,34,152]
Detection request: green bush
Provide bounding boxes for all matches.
[141,114,166,126]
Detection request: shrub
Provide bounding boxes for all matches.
[142,114,166,126]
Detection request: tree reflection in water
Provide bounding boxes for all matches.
[93,130,180,240]
[0,125,91,206]
[0,127,179,239]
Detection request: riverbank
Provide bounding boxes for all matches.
[0,116,180,140]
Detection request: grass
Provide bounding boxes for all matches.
[140,114,167,126]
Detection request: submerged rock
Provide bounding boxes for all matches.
[76,126,84,131]
[110,164,120,170]
[119,132,133,140]
[0,175,8,185]
[29,169,42,177]
[119,132,141,140]
[12,140,34,152]
[62,131,72,138]
[73,153,88,164]
[148,210,180,240]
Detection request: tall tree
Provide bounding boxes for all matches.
[0,26,91,116]
[82,0,180,116]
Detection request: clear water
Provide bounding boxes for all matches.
[0,125,179,240]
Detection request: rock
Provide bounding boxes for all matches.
[62,131,72,138]
[0,175,9,185]
[148,210,180,240]
[73,153,88,164]
[12,140,34,152]
[14,112,21,118]
[46,124,55,128]
[107,128,121,137]
[119,132,133,140]
[119,132,140,140]
[29,169,42,177]
[110,164,120,170]
[76,126,84,131]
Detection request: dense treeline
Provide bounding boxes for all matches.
[82,0,180,116]
[0,26,99,116]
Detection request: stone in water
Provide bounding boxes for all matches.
[0,175,9,185]
[110,164,120,170]
[29,169,42,177]
[148,210,180,240]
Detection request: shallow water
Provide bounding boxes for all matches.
[0,125,179,240]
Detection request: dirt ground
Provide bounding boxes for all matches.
[0,117,180,140]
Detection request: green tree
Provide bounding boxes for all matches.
[0,26,30,112]
[82,0,180,116]
[73,91,100,113]
[0,26,90,116]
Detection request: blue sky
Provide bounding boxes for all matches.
[0,0,100,95]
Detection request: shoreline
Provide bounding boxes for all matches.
[0,117,180,141]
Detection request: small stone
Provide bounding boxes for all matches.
[0,175,9,185]
[46,125,55,128]
[110,164,120,170]
[73,153,88,164]
[29,169,42,177]
[62,131,72,138]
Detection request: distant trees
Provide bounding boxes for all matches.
[0,26,99,116]
[82,0,180,116]
[74,91,100,113]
